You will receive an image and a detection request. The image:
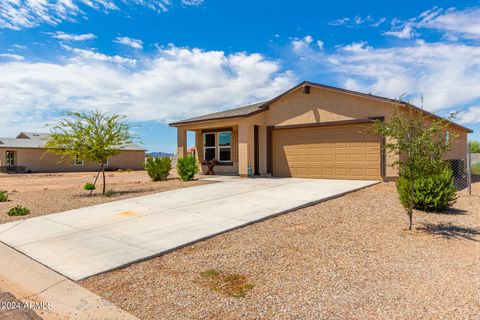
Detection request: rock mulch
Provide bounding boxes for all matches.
[0,171,210,224]
[81,182,480,320]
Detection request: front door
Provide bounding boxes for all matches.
[6,151,15,167]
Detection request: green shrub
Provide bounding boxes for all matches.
[144,157,172,181]
[470,140,480,153]
[176,156,198,181]
[84,182,96,191]
[397,167,457,212]
[7,205,30,216]
[104,189,117,197]
[0,190,8,202]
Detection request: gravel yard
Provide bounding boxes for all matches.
[0,171,209,224]
[81,182,480,320]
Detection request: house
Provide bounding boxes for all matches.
[170,81,472,180]
[0,132,146,173]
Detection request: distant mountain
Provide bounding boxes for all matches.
[147,151,174,158]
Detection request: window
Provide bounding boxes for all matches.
[204,133,216,161]
[203,131,232,162]
[218,131,231,162]
[6,151,14,167]
[74,155,84,166]
[102,159,109,166]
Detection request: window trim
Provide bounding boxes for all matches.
[203,131,232,162]
[74,155,84,166]
[217,131,231,162]
[203,132,216,161]
[102,159,109,166]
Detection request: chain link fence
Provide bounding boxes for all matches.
[449,141,479,196]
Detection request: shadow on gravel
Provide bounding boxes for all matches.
[418,223,480,241]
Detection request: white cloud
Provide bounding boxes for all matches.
[384,7,480,40]
[383,24,415,39]
[0,53,24,61]
[0,45,295,137]
[291,37,480,119]
[419,7,480,40]
[50,31,97,41]
[329,16,386,28]
[62,45,137,66]
[458,106,480,124]
[0,0,203,30]
[114,37,144,49]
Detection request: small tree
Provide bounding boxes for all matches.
[470,140,480,153]
[45,110,135,195]
[373,103,456,230]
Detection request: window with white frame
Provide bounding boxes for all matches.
[218,131,231,162]
[102,158,109,166]
[203,131,232,162]
[74,155,84,166]
[203,133,216,161]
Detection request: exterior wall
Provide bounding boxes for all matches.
[264,86,469,178]
[0,148,145,173]
[174,85,470,179]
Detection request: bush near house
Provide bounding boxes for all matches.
[177,156,198,181]
[7,205,30,216]
[470,140,480,153]
[397,166,457,212]
[84,183,96,191]
[373,103,458,229]
[0,191,8,202]
[145,157,172,181]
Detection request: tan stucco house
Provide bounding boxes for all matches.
[0,132,146,173]
[170,81,472,180]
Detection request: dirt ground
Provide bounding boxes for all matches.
[0,171,209,224]
[81,182,480,320]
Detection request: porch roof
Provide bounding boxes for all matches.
[169,101,266,126]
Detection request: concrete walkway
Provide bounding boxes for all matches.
[0,178,377,281]
[0,243,137,320]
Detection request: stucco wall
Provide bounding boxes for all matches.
[175,85,470,179]
[0,148,145,172]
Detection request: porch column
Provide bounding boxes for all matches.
[176,127,187,158]
[238,123,254,177]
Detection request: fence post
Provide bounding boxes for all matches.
[467,142,472,196]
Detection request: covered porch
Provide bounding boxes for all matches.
[175,119,269,177]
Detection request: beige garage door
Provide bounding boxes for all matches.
[273,124,381,180]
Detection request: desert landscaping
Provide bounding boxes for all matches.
[0,171,209,224]
[81,182,480,320]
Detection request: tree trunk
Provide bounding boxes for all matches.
[102,164,106,195]
[90,165,103,196]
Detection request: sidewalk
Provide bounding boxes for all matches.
[0,243,137,320]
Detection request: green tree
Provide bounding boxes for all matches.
[45,110,135,195]
[470,140,480,153]
[373,103,456,230]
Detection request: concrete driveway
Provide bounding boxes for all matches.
[0,177,377,281]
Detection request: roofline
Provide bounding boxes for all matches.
[169,80,473,133]
[0,145,147,151]
[169,107,268,126]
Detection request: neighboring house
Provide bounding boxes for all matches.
[170,81,472,180]
[0,132,146,173]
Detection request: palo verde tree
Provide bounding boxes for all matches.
[373,102,456,230]
[45,110,135,195]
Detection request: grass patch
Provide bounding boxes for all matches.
[194,269,254,298]
[7,205,30,216]
[104,189,117,197]
[0,190,8,202]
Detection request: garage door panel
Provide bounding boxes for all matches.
[273,124,381,180]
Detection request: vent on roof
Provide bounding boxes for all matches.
[303,85,310,94]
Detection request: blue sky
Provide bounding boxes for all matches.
[1,0,480,152]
